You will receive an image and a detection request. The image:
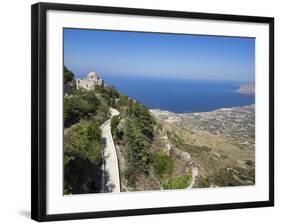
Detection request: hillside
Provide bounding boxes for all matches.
[63,67,194,194]
[150,105,255,187]
[63,67,255,194]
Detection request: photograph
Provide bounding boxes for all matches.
[63,28,255,195]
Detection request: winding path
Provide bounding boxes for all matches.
[100,108,121,193]
[187,166,198,189]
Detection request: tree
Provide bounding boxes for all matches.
[87,121,101,141]
[111,115,122,140]
[125,121,151,174]
[64,66,74,84]
[64,96,79,127]
[64,122,103,194]
[153,152,174,178]
[70,90,101,119]
[96,85,120,107]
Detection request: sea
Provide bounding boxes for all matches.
[104,76,255,113]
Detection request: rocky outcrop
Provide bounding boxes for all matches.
[236,83,255,95]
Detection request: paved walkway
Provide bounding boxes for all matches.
[100,108,121,193]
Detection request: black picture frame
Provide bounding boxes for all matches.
[31,2,274,222]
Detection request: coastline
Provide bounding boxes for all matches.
[149,102,255,188]
[149,104,255,116]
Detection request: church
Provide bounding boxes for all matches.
[75,72,104,90]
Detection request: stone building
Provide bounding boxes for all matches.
[76,72,104,90]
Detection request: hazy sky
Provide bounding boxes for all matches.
[64,28,255,82]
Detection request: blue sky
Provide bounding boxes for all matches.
[64,28,255,82]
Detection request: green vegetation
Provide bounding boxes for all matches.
[64,90,110,127]
[153,152,174,178]
[95,85,120,108]
[63,68,124,194]
[63,67,195,193]
[152,134,191,189]
[64,66,74,84]
[63,67,159,193]
[125,121,152,172]
[64,121,103,194]
[167,131,211,155]
[99,91,158,188]
[113,97,156,187]
[127,102,155,141]
[63,64,256,193]
[166,129,255,188]
[111,115,123,140]
[161,170,192,190]
[64,97,79,127]
[63,74,125,128]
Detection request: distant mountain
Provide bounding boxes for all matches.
[236,82,255,95]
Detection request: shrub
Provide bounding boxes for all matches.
[153,152,174,178]
[64,66,74,84]
[125,120,152,174]
[129,102,155,142]
[96,85,120,107]
[111,115,120,135]
[161,170,192,190]
[72,90,101,118]
[64,90,104,126]
[111,115,123,140]
[64,97,79,127]
[87,121,101,141]
[64,122,103,194]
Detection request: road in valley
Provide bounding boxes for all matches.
[100,108,121,193]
